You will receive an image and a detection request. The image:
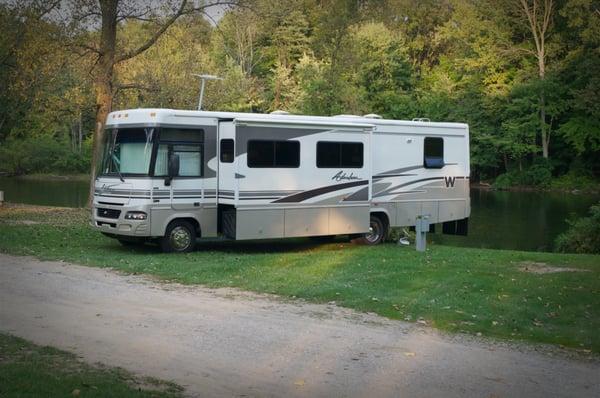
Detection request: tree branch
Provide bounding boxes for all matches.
[115,0,189,63]
[115,0,241,64]
[114,82,156,94]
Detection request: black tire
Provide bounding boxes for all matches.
[357,215,386,245]
[160,220,196,253]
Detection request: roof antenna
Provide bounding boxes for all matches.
[192,74,223,110]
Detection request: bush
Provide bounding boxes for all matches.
[555,202,600,254]
[0,136,90,175]
[493,158,553,189]
[551,173,600,192]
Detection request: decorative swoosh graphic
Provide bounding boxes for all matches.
[373,177,445,198]
[272,180,368,203]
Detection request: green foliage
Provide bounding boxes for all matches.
[0,136,90,175]
[0,333,183,397]
[1,0,599,184]
[551,173,600,193]
[555,202,600,254]
[493,159,554,189]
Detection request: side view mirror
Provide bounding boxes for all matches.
[165,154,180,186]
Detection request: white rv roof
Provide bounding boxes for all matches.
[105,108,468,131]
[233,116,373,131]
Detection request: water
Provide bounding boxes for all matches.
[432,188,599,251]
[0,177,89,208]
[0,177,597,251]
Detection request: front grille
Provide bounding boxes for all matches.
[97,208,121,219]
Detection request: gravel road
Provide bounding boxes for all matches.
[0,253,598,397]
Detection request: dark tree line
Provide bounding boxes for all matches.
[1,0,599,195]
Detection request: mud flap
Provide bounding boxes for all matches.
[442,217,469,236]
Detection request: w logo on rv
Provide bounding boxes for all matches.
[444,176,456,188]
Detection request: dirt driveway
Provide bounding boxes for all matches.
[0,254,598,397]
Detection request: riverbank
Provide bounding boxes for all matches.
[0,173,90,181]
[472,179,600,194]
[1,204,598,353]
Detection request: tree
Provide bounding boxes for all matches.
[68,0,238,206]
[517,0,556,158]
[556,0,600,158]
[351,22,414,118]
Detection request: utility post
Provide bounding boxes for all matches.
[415,215,430,252]
[192,74,223,110]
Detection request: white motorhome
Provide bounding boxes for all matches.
[93,109,470,252]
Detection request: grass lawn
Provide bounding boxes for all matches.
[0,333,182,397]
[1,204,599,353]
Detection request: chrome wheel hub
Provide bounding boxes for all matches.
[170,226,191,250]
[365,221,381,243]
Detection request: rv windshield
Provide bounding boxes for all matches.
[99,127,155,177]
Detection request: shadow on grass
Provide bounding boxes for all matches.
[110,236,358,255]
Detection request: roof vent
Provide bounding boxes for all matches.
[333,114,361,118]
[363,113,382,119]
[412,117,431,122]
[270,110,290,115]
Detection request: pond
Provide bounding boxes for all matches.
[0,177,597,252]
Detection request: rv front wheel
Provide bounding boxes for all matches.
[358,215,385,245]
[161,220,196,253]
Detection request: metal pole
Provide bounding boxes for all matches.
[415,215,429,252]
[197,79,206,110]
[193,74,222,111]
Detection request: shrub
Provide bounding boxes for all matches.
[551,173,600,192]
[493,158,553,189]
[492,172,515,189]
[555,202,600,254]
[0,136,90,175]
[525,158,552,187]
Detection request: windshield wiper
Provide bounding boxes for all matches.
[110,151,125,183]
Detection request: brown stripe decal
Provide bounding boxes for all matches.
[272,180,368,203]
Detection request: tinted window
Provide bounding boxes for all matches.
[220,139,234,163]
[160,128,203,143]
[247,140,300,168]
[101,128,155,175]
[424,137,444,168]
[317,142,363,168]
[155,144,203,177]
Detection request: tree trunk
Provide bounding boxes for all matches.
[78,110,82,153]
[538,53,548,158]
[89,79,113,199]
[519,0,553,159]
[87,0,118,207]
[540,92,548,158]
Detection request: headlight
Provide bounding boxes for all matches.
[124,211,147,220]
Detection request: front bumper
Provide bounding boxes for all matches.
[92,205,151,237]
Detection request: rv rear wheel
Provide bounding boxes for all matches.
[161,220,196,253]
[358,215,386,245]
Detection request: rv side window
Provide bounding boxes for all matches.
[247,140,300,168]
[317,142,363,168]
[424,137,444,168]
[154,144,203,177]
[220,139,234,163]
